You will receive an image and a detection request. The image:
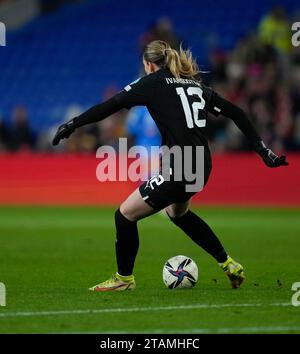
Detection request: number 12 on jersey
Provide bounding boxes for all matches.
[176,87,206,128]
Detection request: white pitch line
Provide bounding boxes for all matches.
[167,326,300,334]
[72,325,300,334]
[0,302,291,319]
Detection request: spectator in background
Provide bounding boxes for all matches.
[10,106,34,151]
[140,17,181,52]
[259,6,292,55]
[0,114,9,151]
[210,49,228,83]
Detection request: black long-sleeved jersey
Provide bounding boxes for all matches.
[73,68,261,171]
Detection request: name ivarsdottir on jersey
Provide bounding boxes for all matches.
[165,77,201,86]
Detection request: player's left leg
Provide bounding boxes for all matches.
[166,201,228,263]
[166,202,245,288]
[89,187,157,291]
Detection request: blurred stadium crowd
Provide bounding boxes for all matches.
[0,1,300,153]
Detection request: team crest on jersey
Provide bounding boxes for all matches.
[124,78,141,92]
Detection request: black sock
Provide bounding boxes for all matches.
[168,210,228,263]
[114,209,139,276]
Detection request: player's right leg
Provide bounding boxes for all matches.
[166,202,245,289]
[89,187,157,291]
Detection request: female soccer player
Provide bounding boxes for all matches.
[53,40,288,290]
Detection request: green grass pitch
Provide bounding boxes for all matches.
[0,206,299,333]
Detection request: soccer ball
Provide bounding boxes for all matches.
[162,255,198,289]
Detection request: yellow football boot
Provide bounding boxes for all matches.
[89,273,136,292]
[220,256,245,289]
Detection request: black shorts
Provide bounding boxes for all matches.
[139,174,198,210]
[139,153,212,210]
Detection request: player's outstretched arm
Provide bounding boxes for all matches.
[208,93,288,168]
[52,74,155,146]
[52,97,123,146]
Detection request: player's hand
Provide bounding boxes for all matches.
[52,119,76,146]
[253,140,288,168]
